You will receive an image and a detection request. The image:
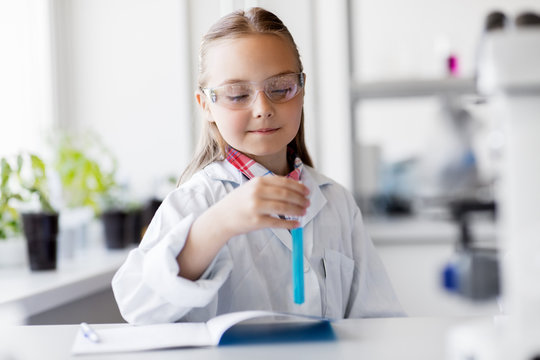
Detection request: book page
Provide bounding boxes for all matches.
[205,310,327,345]
[72,322,211,354]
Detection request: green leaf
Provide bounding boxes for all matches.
[30,154,46,180]
[16,154,23,173]
[1,158,11,188]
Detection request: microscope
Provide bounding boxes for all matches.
[447,12,540,360]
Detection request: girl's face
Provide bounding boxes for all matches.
[197,34,304,175]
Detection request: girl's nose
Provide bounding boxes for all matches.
[251,90,274,119]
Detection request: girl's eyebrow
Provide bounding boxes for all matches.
[217,70,298,86]
[219,78,248,86]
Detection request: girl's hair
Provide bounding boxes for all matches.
[178,7,313,185]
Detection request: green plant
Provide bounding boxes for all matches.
[53,132,118,215]
[0,157,22,240]
[23,154,55,213]
[0,153,55,240]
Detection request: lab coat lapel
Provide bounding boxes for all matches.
[270,228,293,251]
[269,167,328,252]
[299,168,327,228]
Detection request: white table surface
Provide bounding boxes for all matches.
[0,316,489,360]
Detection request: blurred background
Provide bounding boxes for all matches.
[1,0,538,324]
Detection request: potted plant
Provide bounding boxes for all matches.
[19,153,59,271]
[53,132,117,215]
[1,153,59,271]
[51,131,143,250]
[52,132,117,255]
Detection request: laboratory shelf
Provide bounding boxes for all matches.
[349,77,479,203]
[351,77,476,100]
[366,216,497,246]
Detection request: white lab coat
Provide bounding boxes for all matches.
[112,160,404,324]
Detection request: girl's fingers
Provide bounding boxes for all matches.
[260,189,309,209]
[254,178,310,208]
[256,176,309,195]
[220,176,309,234]
[256,199,307,218]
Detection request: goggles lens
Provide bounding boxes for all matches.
[202,73,304,109]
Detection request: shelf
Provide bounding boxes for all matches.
[366,216,497,246]
[0,245,133,319]
[351,78,476,100]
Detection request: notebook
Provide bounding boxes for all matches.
[71,310,334,354]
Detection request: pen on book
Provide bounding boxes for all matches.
[80,322,101,343]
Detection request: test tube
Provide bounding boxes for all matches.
[291,227,304,304]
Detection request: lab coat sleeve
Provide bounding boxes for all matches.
[111,183,234,324]
[345,205,406,318]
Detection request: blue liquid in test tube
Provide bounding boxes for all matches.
[291,227,304,304]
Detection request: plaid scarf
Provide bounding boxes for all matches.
[226,147,303,181]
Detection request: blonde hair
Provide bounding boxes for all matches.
[179,7,313,184]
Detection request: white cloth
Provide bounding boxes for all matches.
[112,160,404,324]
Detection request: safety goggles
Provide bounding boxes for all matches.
[201,72,305,110]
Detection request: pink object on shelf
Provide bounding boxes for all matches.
[447,54,459,77]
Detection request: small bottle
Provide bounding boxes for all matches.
[447,53,459,77]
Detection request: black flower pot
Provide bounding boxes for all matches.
[21,212,59,271]
[125,208,143,245]
[102,208,144,249]
[102,210,128,249]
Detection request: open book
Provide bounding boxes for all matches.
[72,310,333,354]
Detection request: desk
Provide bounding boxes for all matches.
[0,316,486,360]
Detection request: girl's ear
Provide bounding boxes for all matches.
[195,90,214,123]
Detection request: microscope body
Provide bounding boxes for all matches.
[448,27,540,360]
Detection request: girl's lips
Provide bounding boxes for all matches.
[249,128,279,134]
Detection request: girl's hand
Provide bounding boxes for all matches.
[216,176,310,238]
[177,176,309,280]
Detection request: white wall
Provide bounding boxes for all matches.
[0,0,56,156]
[56,0,193,200]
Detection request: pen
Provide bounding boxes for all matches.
[291,226,305,304]
[80,322,100,343]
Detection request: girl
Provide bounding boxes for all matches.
[112,7,403,324]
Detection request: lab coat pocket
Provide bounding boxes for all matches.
[323,249,355,319]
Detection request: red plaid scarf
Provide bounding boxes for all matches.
[226,147,303,181]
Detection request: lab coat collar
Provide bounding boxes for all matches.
[204,160,331,190]
[204,161,330,253]
[204,160,245,185]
